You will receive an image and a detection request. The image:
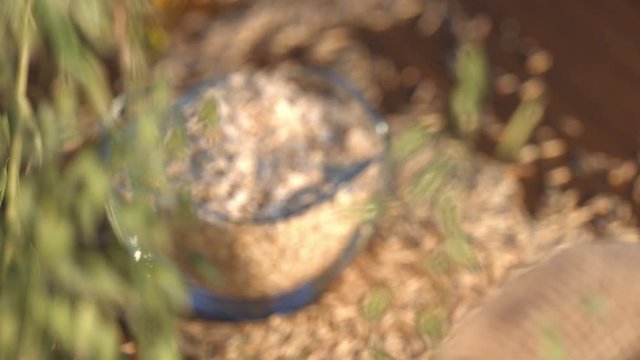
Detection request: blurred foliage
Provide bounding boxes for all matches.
[0,0,187,359]
[495,97,546,161]
[197,97,220,130]
[360,286,393,322]
[391,117,442,162]
[369,344,395,360]
[398,131,478,269]
[449,38,547,160]
[416,307,446,346]
[539,323,568,360]
[449,43,488,142]
[186,250,224,288]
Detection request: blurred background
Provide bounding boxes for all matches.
[2,0,640,359]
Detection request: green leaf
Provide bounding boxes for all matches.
[187,251,224,288]
[539,322,568,360]
[436,195,478,269]
[391,123,438,161]
[36,102,60,162]
[52,77,79,142]
[416,308,446,344]
[361,286,393,321]
[64,151,110,238]
[162,125,187,155]
[97,325,119,360]
[369,344,394,360]
[444,231,476,269]
[0,161,7,206]
[495,99,546,161]
[407,158,452,202]
[69,0,114,52]
[0,37,15,93]
[34,0,111,115]
[0,303,19,357]
[73,301,101,358]
[197,96,219,130]
[425,248,456,276]
[450,44,488,139]
[84,257,131,303]
[0,113,10,151]
[35,205,73,266]
[48,295,74,350]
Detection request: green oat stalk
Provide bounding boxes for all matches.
[0,1,187,359]
[450,43,489,141]
[495,98,546,161]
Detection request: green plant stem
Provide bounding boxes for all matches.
[6,0,32,226]
[2,0,32,277]
[495,99,546,161]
